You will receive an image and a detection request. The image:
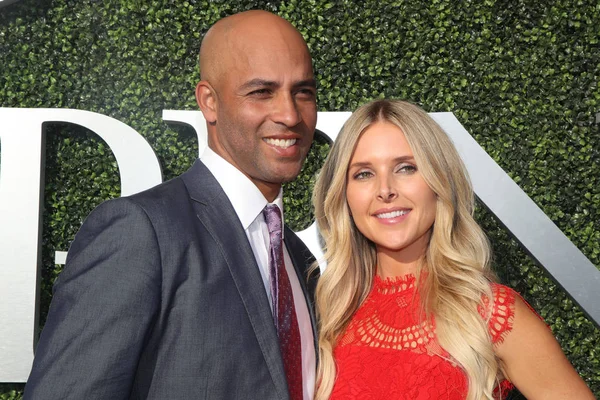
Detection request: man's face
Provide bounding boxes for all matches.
[208,33,317,197]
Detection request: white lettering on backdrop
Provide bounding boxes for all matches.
[0,108,598,382]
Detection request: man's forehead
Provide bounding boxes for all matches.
[201,12,312,86]
[226,27,306,54]
[223,35,311,71]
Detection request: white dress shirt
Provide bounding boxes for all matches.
[200,147,315,400]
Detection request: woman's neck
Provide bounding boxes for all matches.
[376,249,423,279]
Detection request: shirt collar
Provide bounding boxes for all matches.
[200,147,285,234]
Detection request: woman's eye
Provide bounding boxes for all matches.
[353,171,373,180]
[397,164,417,174]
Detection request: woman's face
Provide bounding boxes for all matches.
[346,121,437,261]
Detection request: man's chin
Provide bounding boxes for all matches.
[266,162,306,183]
[272,174,300,184]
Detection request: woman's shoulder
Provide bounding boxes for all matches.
[488,285,594,398]
[481,283,545,345]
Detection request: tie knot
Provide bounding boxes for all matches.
[263,204,282,235]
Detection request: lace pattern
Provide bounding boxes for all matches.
[330,275,517,399]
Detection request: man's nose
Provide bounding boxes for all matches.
[272,93,302,127]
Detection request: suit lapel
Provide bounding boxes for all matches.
[181,160,289,400]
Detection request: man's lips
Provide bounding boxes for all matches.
[263,137,298,149]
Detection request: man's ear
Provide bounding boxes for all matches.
[196,81,217,125]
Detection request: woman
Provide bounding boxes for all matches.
[312,99,594,399]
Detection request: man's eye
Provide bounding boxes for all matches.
[296,88,315,98]
[249,89,271,96]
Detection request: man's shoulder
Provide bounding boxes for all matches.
[125,159,216,208]
[87,160,230,225]
[89,164,198,218]
[128,173,187,203]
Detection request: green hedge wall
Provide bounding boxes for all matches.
[1,0,599,398]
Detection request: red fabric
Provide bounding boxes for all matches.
[330,275,516,399]
[263,204,303,400]
[277,251,303,400]
[277,258,303,400]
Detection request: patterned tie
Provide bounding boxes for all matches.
[263,204,303,400]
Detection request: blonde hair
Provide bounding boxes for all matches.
[313,99,499,400]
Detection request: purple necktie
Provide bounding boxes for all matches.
[263,204,303,400]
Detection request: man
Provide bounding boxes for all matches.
[25,10,318,400]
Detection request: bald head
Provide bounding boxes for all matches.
[199,10,311,84]
[194,10,317,201]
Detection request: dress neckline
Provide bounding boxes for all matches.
[373,273,417,294]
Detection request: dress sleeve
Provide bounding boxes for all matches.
[482,285,518,399]
[483,284,545,345]
[483,285,550,399]
[488,284,516,344]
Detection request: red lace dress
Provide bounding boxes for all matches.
[330,274,516,399]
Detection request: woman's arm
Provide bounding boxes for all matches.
[495,294,595,399]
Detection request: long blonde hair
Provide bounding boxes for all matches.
[313,99,499,400]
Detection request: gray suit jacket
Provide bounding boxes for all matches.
[24,160,318,399]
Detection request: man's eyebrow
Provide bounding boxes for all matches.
[239,79,279,91]
[294,78,317,88]
[239,78,317,91]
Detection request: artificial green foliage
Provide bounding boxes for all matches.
[1,0,599,397]
[0,385,21,400]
